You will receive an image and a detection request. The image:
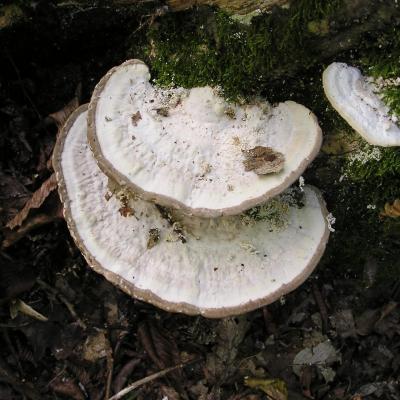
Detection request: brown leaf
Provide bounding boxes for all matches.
[355,302,397,336]
[137,321,181,380]
[113,359,141,394]
[83,330,112,363]
[48,87,81,128]
[205,316,250,384]
[380,199,400,218]
[244,377,288,400]
[50,377,85,400]
[6,173,58,229]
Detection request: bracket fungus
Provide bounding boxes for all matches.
[53,104,330,318]
[88,60,323,217]
[323,62,400,147]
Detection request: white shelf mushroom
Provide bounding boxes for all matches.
[53,105,330,317]
[88,59,323,218]
[323,62,400,147]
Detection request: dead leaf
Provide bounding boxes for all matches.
[333,309,357,338]
[113,359,141,394]
[137,320,181,380]
[6,173,58,229]
[293,340,340,383]
[83,330,112,362]
[244,377,288,400]
[51,322,84,360]
[205,316,250,383]
[355,309,381,336]
[49,376,85,400]
[380,199,400,218]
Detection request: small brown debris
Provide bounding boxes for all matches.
[105,191,113,201]
[242,146,284,175]
[147,228,160,249]
[224,107,236,119]
[131,111,142,126]
[380,199,400,218]
[118,206,135,217]
[232,136,241,146]
[155,107,169,117]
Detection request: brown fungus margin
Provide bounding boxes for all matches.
[87,59,324,218]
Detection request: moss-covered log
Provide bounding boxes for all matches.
[166,0,289,14]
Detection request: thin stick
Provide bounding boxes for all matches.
[108,359,198,400]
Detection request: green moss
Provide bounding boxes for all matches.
[316,141,400,282]
[359,26,400,119]
[129,0,343,101]
[346,146,400,182]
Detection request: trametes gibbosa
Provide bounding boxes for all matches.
[53,60,330,317]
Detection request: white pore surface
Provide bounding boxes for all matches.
[62,110,328,312]
[94,62,321,213]
[323,62,400,147]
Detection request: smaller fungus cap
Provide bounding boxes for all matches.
[88,59,323,217]
[323,62,400,147]
[54,105,330,317]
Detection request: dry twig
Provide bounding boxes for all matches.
[108,359,199,400]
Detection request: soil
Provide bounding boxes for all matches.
[0,2,399,400]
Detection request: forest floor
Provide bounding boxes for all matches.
[0,2,399,400]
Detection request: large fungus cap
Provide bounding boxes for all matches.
[88,59,323,218]
[54,105,330,318]
[323,62,400,147]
